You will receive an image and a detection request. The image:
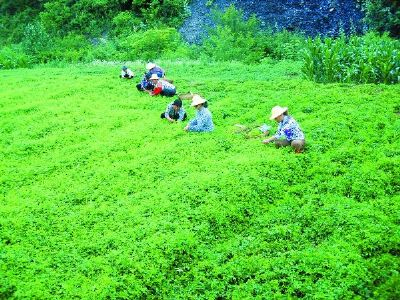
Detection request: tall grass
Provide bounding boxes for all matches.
[302,32,400,84]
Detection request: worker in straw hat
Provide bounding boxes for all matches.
[147,73,176,97]
[136,62,166,91]
[145,62,165,79]
[262,105,305,153]
[184,94,214,132]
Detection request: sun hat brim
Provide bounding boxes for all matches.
[191,95,206,106]
[269,106,288,120]
[146,63,156,70]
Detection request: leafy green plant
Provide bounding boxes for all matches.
[119,28,186,61]
[139,0,190,27]
[112,11,144,37]
[357,0,400,37]
[202,5,265,64]
[0,60,399,299]
[0,44,31,69]
[262,28,307,60]
[22,22,51,58]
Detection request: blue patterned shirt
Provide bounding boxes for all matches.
[188,107,214,132]
[165,102,186,121]
[274,115,304,141]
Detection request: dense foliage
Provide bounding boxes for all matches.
[302,32,400,84]
[0,0,398,44]
[0,0,190,43]
[202,5,265,63]
[0,5,307,69]
[357,0,400,37]
[1,60,399,299]
[1,3,399,86]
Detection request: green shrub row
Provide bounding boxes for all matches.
[1,0,397,45]
[0,0,190,43]
[302,32,400,84]
[0,5,306,69]
[1,5,399,86]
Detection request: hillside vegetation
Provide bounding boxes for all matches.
[1,60,399,299]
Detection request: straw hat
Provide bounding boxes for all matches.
[149,73,159,80]
[269,106,288,120]
[146,62,156,70]
[191,95,206,106]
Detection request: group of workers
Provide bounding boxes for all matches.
[120,63,305,153]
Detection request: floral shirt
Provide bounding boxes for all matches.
[188,107,214,132]
[274,115,304,141]
[165,102,186,121]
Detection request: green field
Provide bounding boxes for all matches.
[1,60,399,299]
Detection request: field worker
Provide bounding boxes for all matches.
[120,66,134,79]
[145,62,165,79]
[184,95,214,132]
[148,74,176,97]
[262,105,305,153]
[161,99,187,122]
[136,62,164,91]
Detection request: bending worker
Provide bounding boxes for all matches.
[263,105,305,153]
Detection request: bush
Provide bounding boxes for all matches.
[87,38,120,62]
[49,34,91,63]
[0,44,31,69]
[119,28,186,61]
[302,32,400,84]
[38,0,189,38]
[112,11,144,37]
[137,0,190,27]
[202,5,265,64]
[22,22,51,58]
[357,0,400,38]
[262,28,306,60]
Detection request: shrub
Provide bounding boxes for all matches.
[112,11,144,37]
[119,28,185,61]
[0,44,31,69]
[202,5,265,64]
[39,0,73,36]
[21,22,51,58]
[357,0,400,38]
[50,34,91,63]
[302,32,400,84]
[262,28,307,60]
[87,39,120,62]
[39,0,189,37]
[137,0,190,27]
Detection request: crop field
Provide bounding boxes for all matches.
[1,60,399,299]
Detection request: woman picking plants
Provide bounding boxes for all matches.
[263,105,305,153]
[184,95,214,132]
[147,74,177,97]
